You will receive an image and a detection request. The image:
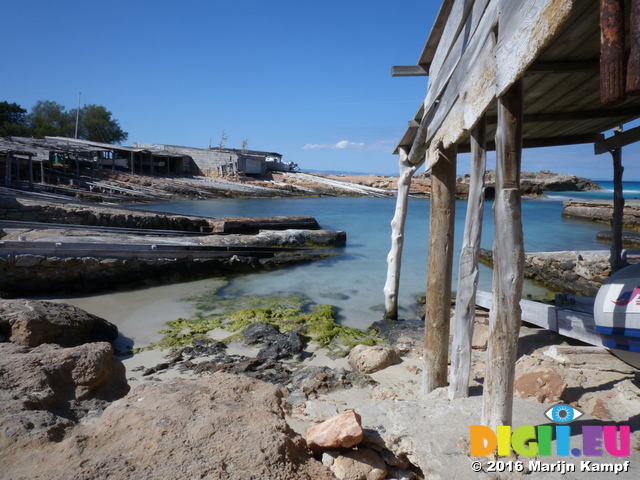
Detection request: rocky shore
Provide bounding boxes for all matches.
[2,298,639,480]
[0,191,346,297]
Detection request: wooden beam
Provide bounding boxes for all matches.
[458,134,605,153]
[485,108,640,124]
[600,0,627,105]
[449,118,486,399]
[391,64,430,77]
[423,144,457,393]
[482,80,524,429]
[594,125,640,153]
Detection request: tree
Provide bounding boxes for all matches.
[28,100,75,138]
[75,104,128,144]
[0,101,31,137]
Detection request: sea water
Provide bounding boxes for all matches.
[55,181,640,348]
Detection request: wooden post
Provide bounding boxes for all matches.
[5,153,12,186]
[40,160,44,184]
[610,146,625,272]
[627,0,640,94]
[423,144,457,393]
[131,151,135,176]
[28,155,34,188]
[482,80,524,428]
[449,118,487,399]
[600,0,626,105]
[384,147,425,320]
[150,153,155,175]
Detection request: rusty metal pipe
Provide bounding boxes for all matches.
[601,0,626,105]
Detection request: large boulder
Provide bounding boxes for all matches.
[0,373,335,480]
[0,341,129,452]
[348,345,401,374]
[0,299,118,347]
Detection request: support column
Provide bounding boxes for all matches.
[5,153,12,186]
[449,118,487,399]
[150,154,155,175]
[28,155,34,188]
[610,147,625,272]
[423,144,457,393]
[482,80,524,428]
[384,147,425,320]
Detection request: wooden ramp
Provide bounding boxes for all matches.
[475,290,604,348]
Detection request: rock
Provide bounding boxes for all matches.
[348,345,401,374]
[369,319,424,358]
[242,322,304,361]
[514,368,567,403]
[0,341,129,453]
[0,299,118,347]
[330,448,387,480]
[306,410,364,450]
[0,373,335,480]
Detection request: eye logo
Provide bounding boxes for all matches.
[544,404,584,423]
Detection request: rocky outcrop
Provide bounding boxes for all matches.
[459,169,602,192]
[563,198,640,230]
[0,374,335,480]
[0,299,118,346]
[480,249,611,296]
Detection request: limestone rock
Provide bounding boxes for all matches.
[306,410,364,450]
[348,345,401,374]
[514,368,566,403]
[330,448,387,480]
[0,299,118,347]
[0,341,129,453]
[0,373,335,480]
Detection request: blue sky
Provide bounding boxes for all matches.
[3,0,639,180]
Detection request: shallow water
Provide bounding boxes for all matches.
[49,182,636,349]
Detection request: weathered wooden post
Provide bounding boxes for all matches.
[600,0,626,104]
[5,153,12,186]
[482,80,524,428]
[423,144,456,393]
[449,118,486,399]
[627,0,640,94]
[384,147,425,320]
[610,146,625,272]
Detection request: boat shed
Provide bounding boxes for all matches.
[385,0,640,428]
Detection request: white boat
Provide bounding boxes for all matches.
[594,263,640,367]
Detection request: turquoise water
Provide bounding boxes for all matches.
[55,181,639,344]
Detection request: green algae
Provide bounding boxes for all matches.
[150,290,379,354]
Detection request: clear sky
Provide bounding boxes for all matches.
[4,0,639,180]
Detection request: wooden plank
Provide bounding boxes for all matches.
[418,0,457,65]
[495,0,576,97]
[458,134,605,153]
[594,125,640,153]
[423,144,457,393]
[423,1,499,169]
[425,0,491,112]
[610,147,625,272]
[556,309,605,347]
[449,119,486,399]
[391,64,430,77]
[482,80,524,429]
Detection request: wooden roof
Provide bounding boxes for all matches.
[394,0,640,164]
